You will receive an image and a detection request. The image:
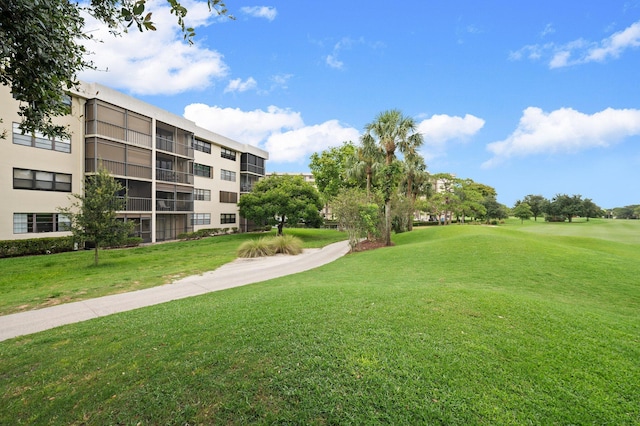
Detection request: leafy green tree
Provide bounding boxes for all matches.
[429,173,458,225]
[59,168,134,265]
[362,109,423,245]
[481,195,509,223]
[521,195,548,221]
[1,0,231,139]
[419,191,447,225]
[309,142,359,202]
[456,179,486,222]
[612,205,639,219]
[513,202,533,223]
[332,188,380,252]
[238,175,323,236]
[547,194,584,223]
[582,198,602,221]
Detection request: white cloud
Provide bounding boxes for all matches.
[541,23,555,37]
[325,37,363,70]
[183,104,359,163]
[78,0,228,94]
[240,6,277,21]
[418,114,485,145]
[224,77,258,93]
[586,20,640,62]
[265,121,361,163]
[482,106,640,168]
[270,73,293,89]
[416,114,484,160]
[511,20,640,68]
[326,54,344,69]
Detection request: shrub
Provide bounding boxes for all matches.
[177,231,199,240]
[269,234,303,255]
[236,235,304,258]
[0,236,76,258]
[119,237,143,247]
[237,237,276,258]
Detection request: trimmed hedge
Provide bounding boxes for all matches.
[0,236,143,258]
[0,236,76,258]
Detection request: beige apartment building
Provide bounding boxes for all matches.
[1,82,268,243]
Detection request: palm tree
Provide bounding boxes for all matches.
[362,109,424,245]
[402,152,429,231]
[346,134,384,200]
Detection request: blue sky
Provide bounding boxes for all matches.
[79,1,640,208]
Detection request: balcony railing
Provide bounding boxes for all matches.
[116,197,153,212]
[156,136,194,158]
[86,120,152,148]
[156,199,194,212]
[156,168,193,185]
[86,159,152,180]
[240,163,265,175]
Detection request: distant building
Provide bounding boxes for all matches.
[1,81,268,242]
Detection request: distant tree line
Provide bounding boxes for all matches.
[609,205,640,219]
[513,194,604,223]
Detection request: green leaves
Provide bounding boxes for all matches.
[58,168,133,265]
[1,0,89,138]
[238,175,324,234]
[1,0,234,137]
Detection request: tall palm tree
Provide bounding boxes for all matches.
[363,109,424,245]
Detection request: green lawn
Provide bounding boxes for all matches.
[1,220,639,424]
[0,228,347,315]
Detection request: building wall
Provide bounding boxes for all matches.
[0,84,85,240]
[0,82,268,242]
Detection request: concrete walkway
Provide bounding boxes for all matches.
[0,240,351,342]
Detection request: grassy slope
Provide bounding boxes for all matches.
[0,229,347,315]
[0,221,638,424]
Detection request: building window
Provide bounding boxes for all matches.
[193,163,212,178]
[221,147,236,161]
[194,188,211,201]
[220,169,236,182]
[193,139,211,154]
[219,191,238,203]
[221,213,236,224]
[13,213,70,234]
[13,168,72,192]
[62,94,72,111]
[12,122,71,153]
[191,213,211,226]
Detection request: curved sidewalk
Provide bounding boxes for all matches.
[0,240,351,342]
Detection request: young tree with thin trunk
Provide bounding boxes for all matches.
[59,168,133,265]
[513,202,533,223]
[401,152,428,231]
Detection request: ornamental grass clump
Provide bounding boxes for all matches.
[237,237,275,258]
[269,234,303,255]
[237,235,303,258]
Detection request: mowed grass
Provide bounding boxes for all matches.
[0,229,347,315]
[1,220,639,424]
